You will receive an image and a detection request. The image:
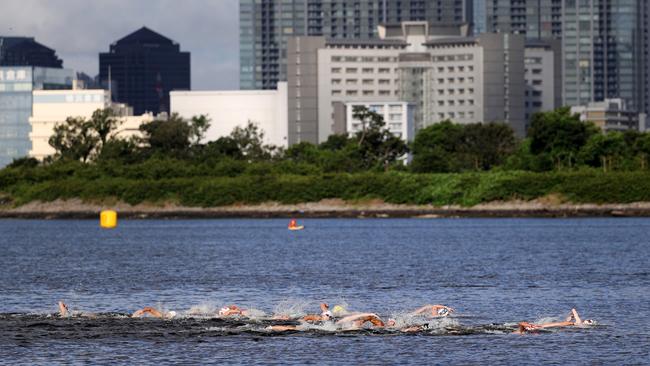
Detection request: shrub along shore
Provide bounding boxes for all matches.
[4,107,650,218]
[3,165,650,218]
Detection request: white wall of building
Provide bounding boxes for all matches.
[318,48,400,142]
[29,89,153,160]
[345,102,414,141]
[170,82,288,147]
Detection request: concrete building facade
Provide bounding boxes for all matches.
[343,101,415,141]
[288,22,527,143]
[170,82,288,148]
[29,89,154,160]
[524,40,562,128]
[571,99,643,132]
[240,0,473,90]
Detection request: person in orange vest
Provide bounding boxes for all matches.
[288,219,297,229]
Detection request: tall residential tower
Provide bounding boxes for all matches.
[562,0,650,115]
[240,0,473,90]
[484,0,563,40]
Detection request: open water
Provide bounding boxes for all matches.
[0,218,648,365]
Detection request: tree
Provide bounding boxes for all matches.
[229,121,277,160]
[410,120,464,173]
[189,114,211,145]
[49,117,99,162]
[528,108,598,169]
[202,136,243,159]
[460,123,516,170]
[351,106,408,170]
[139,113,191,154]
[90,108,121,148]
[579,132,629,172]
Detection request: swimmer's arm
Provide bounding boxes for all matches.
[58,301,69,317]
[571,308,582,324]
[132,307,164,318]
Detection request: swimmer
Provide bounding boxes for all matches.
[336,313,386,329]
[218,305,250,317]
[301,303,333,322]
[411,304,455,318]
[517,308,595,334]
[132,306,178,319]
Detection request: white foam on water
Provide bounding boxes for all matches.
[272,299,311,318]
[187,302,218,316]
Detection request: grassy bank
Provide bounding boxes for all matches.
[2,164,650,208]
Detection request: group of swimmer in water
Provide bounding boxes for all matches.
[57,300,595,334]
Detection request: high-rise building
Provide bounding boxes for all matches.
[0,66,74,167]
[99,27,190,115]
[484,0,563,40]
[562,0,649,116]
[287,22,528,144]
[240,0,473,90]
[0,37,64,68]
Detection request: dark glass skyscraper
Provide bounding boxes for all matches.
[99,27,190,115]
[240,0,473,90]
[0,37,63,68]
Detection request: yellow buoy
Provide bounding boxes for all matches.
[100,210,117,229]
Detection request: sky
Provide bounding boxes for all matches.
[0,0,240,90]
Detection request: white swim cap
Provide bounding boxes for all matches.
[167,311,177,318]
[219,307,229,315]
[322,310,333,318]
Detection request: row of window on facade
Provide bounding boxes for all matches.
[0,69,29,82]
[332,89,396,96]
[433,99,476,106]
[433,111,476,120]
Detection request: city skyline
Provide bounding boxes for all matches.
[0,0,239,90]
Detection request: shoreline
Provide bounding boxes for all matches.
[1,199,650,219]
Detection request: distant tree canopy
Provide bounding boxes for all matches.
[411,120,516,173]
[19,106,650,176]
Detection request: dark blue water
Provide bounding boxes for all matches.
[0,218,649,365]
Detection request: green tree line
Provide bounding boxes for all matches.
[3,105,650,207]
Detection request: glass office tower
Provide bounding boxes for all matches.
[485,0,563,40]
[99,27,190,115]
[562,0,649,113]
[240,0,473,90]
[0,66,73,167]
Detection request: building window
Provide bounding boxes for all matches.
[345,56,358,62]
[332,90,342,96]
[331,56,342,62]
[362,68,374,74]
[332,68,342,73]
[346,68,358,73]
[346,79,357,85]
[363,90,374,96]
[378,68,390,74]
[362,79,374,85]
[346,90,358,96]
[332,79,342,85]
[379,90,390,96]
[378,79,390,85]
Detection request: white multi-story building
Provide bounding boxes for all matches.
[170,82,288,147]
[343,102,414,141]
[288,22,528,143]
[29,89,154,160]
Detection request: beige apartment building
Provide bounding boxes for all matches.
[288,21,533,144]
